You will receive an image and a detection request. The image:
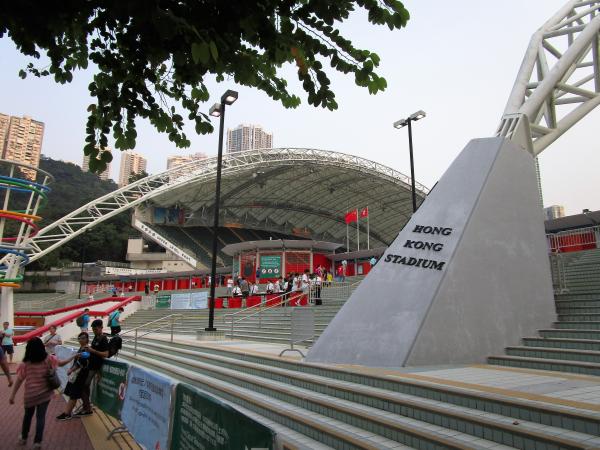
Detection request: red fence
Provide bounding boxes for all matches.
[13,296,141,344]
[547,226,599,253]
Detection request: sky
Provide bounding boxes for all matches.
[0,0,597,215]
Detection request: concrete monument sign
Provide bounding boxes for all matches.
[307,137,555,367]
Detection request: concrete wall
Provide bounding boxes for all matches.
[307,138,555,368]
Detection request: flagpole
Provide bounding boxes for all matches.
[367,206,370,250]
[356,207,360,252]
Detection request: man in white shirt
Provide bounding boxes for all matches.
[301,270,310,294]
[250,283,259,295]
[226,278,234,296]
[272,280,281,294]
[231,285,242,296]
[266,281,274,294]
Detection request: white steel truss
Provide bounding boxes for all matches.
[23,148,427,262]
[498,0,600,155]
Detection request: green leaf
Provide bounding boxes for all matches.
[18,69,27,79]
[191,42,210,65]
[209,41,219,62]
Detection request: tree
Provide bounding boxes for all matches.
[1,1,409,172]
[128,170,149,184]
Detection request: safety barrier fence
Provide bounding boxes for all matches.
[13,296,141,344]
[547,225,600,253]
[53,345,277,450]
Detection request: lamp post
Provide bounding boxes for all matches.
[206,89,238,331]
[393,110,426,213]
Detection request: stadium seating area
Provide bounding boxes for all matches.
[147,224,299,269]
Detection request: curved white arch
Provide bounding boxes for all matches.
[24,148,428,262]
[498,1,600,155]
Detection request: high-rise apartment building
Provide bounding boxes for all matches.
[0,113,44,180]
[544,205,566,221]
[166,152,207,170]
[82,147,112,181]
[226,124,273,153]
[118,150,147,187]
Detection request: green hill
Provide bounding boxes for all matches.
[28,156,132,269]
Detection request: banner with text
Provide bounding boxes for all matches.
[259,255,281,278]
[156,294,172,309]
[171,383,275,450]
[91,359,128,420]
[54,346,78,391]
[169,292,208,309]
[121,366,175,450]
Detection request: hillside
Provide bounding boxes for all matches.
[28,156,132,269]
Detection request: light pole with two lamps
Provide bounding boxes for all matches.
[206,89,238,332]
[393,110,426,213]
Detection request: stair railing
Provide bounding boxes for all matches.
[224,292,309,339]
[120,313,184,355]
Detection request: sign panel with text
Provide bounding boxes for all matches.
[171,383,275,450]
[121,366,175,450]
[91,359,128,419]
[259,255,281,278]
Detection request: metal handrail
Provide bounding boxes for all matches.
[226,292,308,339]
[120,313,184,355]
[224,291,287,322]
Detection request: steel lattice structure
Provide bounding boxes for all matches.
[498,0,600,154]
[22,148,428,263]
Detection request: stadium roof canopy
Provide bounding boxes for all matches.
[148,148,428,248]
[25,148,429,262]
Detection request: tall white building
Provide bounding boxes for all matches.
[544,205,565,221]
[226,124,273,153]
[166,152,207,170]
[82,147,112,181]
[0,113,44,180]
[118,150,147,187]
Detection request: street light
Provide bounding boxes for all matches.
[393,110,426,213]
[206,89,238,332]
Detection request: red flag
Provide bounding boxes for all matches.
[360,206,369,218]
[345,209,358,224]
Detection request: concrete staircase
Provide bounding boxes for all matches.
[489,248,600,376]
[115,336,600,449]
[122,279,363,343]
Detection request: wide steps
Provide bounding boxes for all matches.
[558,314,600,322]
[505,346,600,364]
[133,338,600,436]
[523,337,600,352]
[554,322,600,330]
[488,354,600,376]
[120,349,478,449]
[539,328,600,340]
[121,339,600,449]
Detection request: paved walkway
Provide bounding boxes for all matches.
[0,363,94,450]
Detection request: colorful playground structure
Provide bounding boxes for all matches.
[0,160,53,321]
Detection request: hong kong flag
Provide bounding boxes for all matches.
[360,206,369,218]
[345,209,358,224]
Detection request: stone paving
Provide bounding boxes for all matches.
[0,363,94,450]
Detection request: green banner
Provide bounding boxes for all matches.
[91,359,128,419]
[259,255,281,278]
[171,384,275,450]
[156,294,171,308]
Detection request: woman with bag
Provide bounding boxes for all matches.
[9,337,77,449]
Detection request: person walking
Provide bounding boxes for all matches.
[77,309,90,333]
[2,321,15,363]
[9,337,77,448]
[43,326,62,356]
[0,344,13,387]
[239,277,250,307]
[108,307,124,336]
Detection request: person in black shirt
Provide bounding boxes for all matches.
[77,319,108,417]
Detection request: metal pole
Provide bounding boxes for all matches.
[134,329,138,356]
[77,237,86,299]
[407,119,417,213]
[207,102,226,331]
[170,317,174,342]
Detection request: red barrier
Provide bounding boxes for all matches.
[15,296,137,317]
[265,294,280,306]
[288,293,302,307]
[211,298,224,309]
[228,297,242,308]
[246,296,262,308]
[13,296,141,344]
